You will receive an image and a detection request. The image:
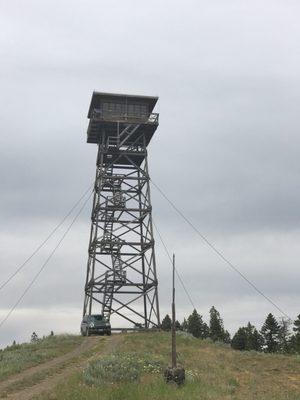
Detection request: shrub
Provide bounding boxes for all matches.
[176,331,195,340]
[83,353,163,386]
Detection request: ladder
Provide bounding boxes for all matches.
[102,273,114,317]
[101,167,126,319]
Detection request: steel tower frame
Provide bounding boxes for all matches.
[83,93,160,329]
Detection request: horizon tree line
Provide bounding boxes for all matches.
[161,307,300,354]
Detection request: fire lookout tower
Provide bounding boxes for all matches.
[83,92,160,329]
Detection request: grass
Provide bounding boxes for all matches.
[30,332,300,399]
[0,334,83,381]
[0,337,106,398]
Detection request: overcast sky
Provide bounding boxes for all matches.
[0,0,300,347]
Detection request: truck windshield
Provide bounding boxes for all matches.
[91,315,103,321]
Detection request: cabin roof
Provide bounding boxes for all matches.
[87,91,158,118]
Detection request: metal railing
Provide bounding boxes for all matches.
[106,136,144,153]
[92,109,159,124]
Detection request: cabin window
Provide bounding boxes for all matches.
[102,102,126,115]
[101,101,148,118]
[127,103,148,117]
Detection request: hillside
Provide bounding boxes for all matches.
[1,332,300,399]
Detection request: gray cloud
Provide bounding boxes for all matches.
[0,0,300,347]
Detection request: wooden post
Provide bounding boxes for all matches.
[163,253,185,385]
[171,253,176,368]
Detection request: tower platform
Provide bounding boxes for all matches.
[86,92,159,148]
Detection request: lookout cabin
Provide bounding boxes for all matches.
[87,92,159,145]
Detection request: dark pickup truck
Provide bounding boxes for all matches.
[80,314,111,336]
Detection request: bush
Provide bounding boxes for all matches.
[83,353,163,386]
[176,331,195,340]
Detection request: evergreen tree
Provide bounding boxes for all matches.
[187,309,209,339]
[203,321,210,338]
[31,332,39,343]
[293,314,300,335]
[290,314,300,353]
[209,306,228,342]
[231,327,248,350]
[223,330,231,344]
[175,320,181,331]
[231,323,262,351]
[278,318,291,353]
[181,318,188,332]
[161,314,172,331]
[261,313,280,353]
[247,323,263,351]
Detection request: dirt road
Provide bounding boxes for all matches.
[0,334,121,400]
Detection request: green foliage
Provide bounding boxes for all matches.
[223,330,231,344]
[290,334,300,354]
[293,314,300,335]
[31,332,39,343]
[290,314,300,353]
[231,323,262,351]
[231,328,247,350]
[261,313,280,353]
[248,324,263,351]
[83,353,163,386]
[209,306,230,343]
[232,316,296,354]
[161,314,172,331]
[175,320,181,331]
[181,318,188,331]
[187,309,209,339]
[83,354,139,385]
[177,330,196,340]
[277,318,292,353]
